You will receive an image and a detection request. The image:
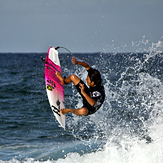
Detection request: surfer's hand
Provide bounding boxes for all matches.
[79,83,85,94]
[72,57,78,65]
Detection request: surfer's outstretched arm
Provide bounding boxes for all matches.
[72,57,91,70]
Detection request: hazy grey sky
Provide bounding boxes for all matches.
[0,0,163,53]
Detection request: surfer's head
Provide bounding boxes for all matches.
[86,69,102,87]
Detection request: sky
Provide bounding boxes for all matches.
[0,0,163,53]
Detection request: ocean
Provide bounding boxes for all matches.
[0,44,163,162]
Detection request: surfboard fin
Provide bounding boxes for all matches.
[41,57,45,62]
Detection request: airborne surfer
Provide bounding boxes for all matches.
[56,57,105,116]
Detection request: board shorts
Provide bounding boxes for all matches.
[75,80,98,116]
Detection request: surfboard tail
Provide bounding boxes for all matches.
[53,111,65,129]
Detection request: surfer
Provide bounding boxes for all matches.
[56,57,105,116]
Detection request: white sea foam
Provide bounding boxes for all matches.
[3,121,162,163]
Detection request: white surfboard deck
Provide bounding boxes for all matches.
[45,47,65,129]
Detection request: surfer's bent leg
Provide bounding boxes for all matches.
[66,74,80,85]
[56,72,80,86]
[60,107,88,116]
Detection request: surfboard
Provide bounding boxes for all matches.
[45,47,65,129]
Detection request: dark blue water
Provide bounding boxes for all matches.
[0,48,163,162]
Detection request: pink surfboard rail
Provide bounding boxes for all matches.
[45,47,65,129]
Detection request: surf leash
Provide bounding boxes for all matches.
[55,46,92,62]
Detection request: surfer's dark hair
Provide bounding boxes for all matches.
[88,69,102,86]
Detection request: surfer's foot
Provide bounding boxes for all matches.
[56,71,64,85]
[60,109,71,115]
[56,72,68,85]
